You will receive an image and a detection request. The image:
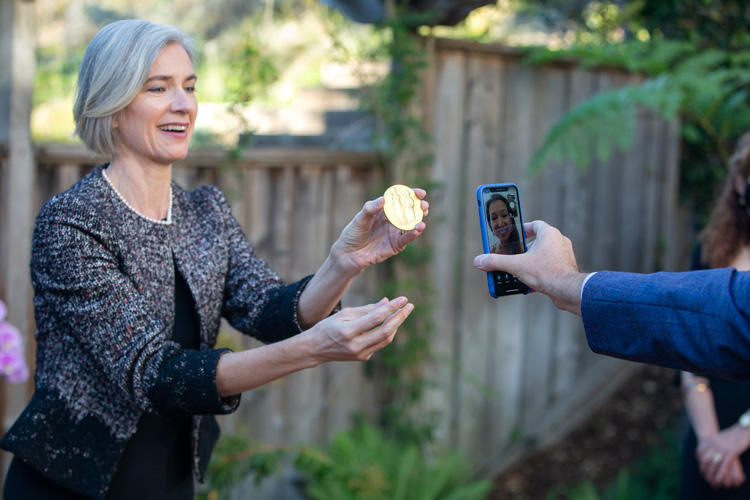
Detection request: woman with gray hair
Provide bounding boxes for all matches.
[1,19,428,499]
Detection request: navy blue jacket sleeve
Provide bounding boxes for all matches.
[582,269,750,379]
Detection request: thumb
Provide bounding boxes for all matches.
[362,196,385,219]
[474,253,514,273]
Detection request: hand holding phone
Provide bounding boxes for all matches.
[476,183,530,298]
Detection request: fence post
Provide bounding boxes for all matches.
[0,0,37,480]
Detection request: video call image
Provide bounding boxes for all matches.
[484,189,523,256]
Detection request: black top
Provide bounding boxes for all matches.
[106,260,200,500]
[678,244,750,500]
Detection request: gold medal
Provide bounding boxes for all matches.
[383,184,423,231]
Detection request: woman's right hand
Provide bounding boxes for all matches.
[303,297,414,364]
[216,297,414,398]
[697,426,750,489]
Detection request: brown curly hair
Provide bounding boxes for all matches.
[700,132,750,268]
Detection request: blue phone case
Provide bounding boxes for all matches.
[476,183,530,298]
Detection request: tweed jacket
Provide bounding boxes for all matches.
[582,269,750,380]
[0,164,312,499]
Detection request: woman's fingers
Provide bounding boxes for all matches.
[335,298,389,321]
[333,297,413,359]
[396,221,426,248]
[346,296,409,333]
[412,188,430,217]
[726,459,745,487]
[714,459,732,487]
[354,301,414,359]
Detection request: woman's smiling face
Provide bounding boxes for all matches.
[489,199,512,242]
[113,43,198,166]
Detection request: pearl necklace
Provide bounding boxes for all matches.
[102,168,173,225]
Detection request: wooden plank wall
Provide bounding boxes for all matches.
[421,37,688,477]
[0,36,687,494]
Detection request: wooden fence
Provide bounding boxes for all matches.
[419,37,688,477]
[0,36,688,496]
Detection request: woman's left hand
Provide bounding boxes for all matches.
[333,188,428,273]
[697,425,750,489]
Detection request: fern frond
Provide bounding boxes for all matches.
[729,51,750,67]
[522,39,695,75]
[528,75,682,174]
[672,49,728,74]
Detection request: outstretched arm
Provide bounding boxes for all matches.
[473,219,750,379]
[216,296,414,397]
[297,189,429,329]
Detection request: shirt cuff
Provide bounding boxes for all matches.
[581,272,597,301]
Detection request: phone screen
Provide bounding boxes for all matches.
[477,183,530,297]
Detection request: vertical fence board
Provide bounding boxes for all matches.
[421,47,468,449]
[1,0,36,456]
[284,167,326,444]
[480,57,512,453]
[552,67,595,402]
[660,118,687,271]
[455,53,506,461]
[486,60,534,447]
[519,66,568,431]
[619,113,646,272]
[642,116,661,274]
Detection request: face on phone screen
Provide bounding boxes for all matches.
[478,183,530,297]
[483,189,524,256]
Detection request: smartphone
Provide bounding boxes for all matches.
[476,183,530,298]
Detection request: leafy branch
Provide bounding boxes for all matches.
[528,74,681,174]
[527,39,750,215]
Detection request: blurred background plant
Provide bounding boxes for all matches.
[514,0,750,227]
[31,0,393,147]
[196,420,492,500]
[544,425,680,500]
[294,420,492,500]
[0,300,29,385]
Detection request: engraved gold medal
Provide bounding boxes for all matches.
[383,184,423,231]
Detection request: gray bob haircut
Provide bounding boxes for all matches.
[73,19,195,155]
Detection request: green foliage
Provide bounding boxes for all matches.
[220,25,280,136]
[368,13,434,164]
[545,425,680,500]
[516,1,750,224]
[525,36,750,220]
[34,46,82,107]
[521,38,694,74]
[198,421,490,500]
[511,0,644,44]
[195,434,287,500]
[528,73,682,174]
[294,421,492,500]
[223,33,278,106]
[606,425,680,500]
[639,1,750,51]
